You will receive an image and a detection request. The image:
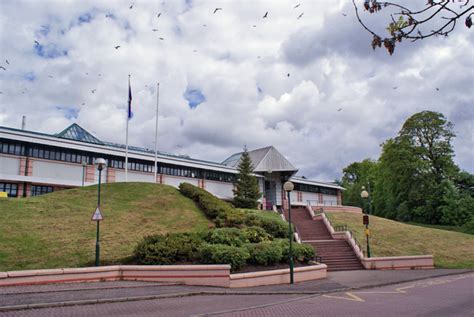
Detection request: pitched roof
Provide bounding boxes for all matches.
[56,123,103,144]
[222,146,298,173]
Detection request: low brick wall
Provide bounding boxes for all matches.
[0,264,327,288]
[362,255,434,270]
[121,265,230,287]
[229,264,327,288]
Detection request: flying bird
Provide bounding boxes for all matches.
[48,75,53,78]
[129,4,133,9]
[157,13,161,18]
[252,25,256,27]
[337,108,343,112]
[392,86,398,89]
[193,49,198,52]
[5,59,9,65]
[202,24,207,27]
[152,29,158,32]
[115,45,120,49]
[287,73,290,77]
[213,8,222,14]
[0,66,5,71]
[81,102,85,105]
[85,72,89,75]
[436,87,440,91]
[98,73,102,76]
[34,40,40,46]
[91,89,96,93]
[263,12,268,18]
[342,13,347,16]
[297,12,304,19]
[294,4,301,8]
[159,37,164,40]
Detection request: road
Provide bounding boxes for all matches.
[0,272,472,316]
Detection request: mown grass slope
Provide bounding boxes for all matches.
[326,212,474,268]
[0,183,210,271]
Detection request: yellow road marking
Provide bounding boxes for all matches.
[323,292,365,302]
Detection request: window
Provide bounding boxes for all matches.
[31,185,54,196]
[0,183,18,197]
[293,183,337,196]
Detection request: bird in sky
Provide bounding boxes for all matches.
[392,86,398,89]
[342,13,347,16]
[129,4,133,9]
[34,40,40,46]
[152,29,158,32]
[5,59,9,65]
[337,108,343,111]
[253,25,256,27]
[115,45,120,49]
[297,12,304,19]
[263,12,268,18]
[287,73,290,77]
[159,37,164,40]
[98,73,102,76]
[0,91,3,94]
[48,75,53,78]
[81,102,85,105]
[85,72,89,75]
[0,66,5,71]
[436,87,440,91]
[193,49,198,52]
[213,8,222,14]
[157,13,161,18]
[91,89,96,93]
[294,4,301,8]
[202,24,207,27]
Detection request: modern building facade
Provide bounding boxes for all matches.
[0,123,343,208]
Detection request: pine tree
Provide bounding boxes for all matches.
[233,148,261,208]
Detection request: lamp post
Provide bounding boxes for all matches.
[283,181,294,284]
[361,186,371,258]
[94,158,106,266]
[81,160,87,187]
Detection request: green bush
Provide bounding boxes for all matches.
[197,244,250,271]
[275,239,315,263]
[133,232,204,265]
[242,226,272,243]
[205,228,248,247]
[462,216,474,235]
[243,212,288,238]
[245,241,283,266]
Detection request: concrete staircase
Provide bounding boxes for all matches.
[285,207,364,271]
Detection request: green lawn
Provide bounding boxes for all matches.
[0,183,210,271]
[326,212,474,269]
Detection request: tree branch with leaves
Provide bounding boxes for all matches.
[353,0,473,54]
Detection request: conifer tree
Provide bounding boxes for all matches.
[233,148,261,208]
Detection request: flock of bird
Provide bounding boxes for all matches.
[0,3,442,110]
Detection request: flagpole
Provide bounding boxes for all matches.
[154,83,160,183]
[125,75,131,182]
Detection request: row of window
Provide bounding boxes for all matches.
[293,183,338,196]
[0,183,18,197]
[1,138,237,183]
[31,185,54,196]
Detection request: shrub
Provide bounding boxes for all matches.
[462,216,474,235]
[245,241,283,266]
[243,212,288,238]
[133,232,204,265]
[205,228,248,247]
[197,244,250,271]
[242,226,272,243]
[275,239,315,263]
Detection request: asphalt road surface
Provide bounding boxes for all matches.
[0,273,472,316]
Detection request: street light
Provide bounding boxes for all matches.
[283,181,294,284]
[361,186,371,258]
[94,158,106,266]
[81,160,87,187]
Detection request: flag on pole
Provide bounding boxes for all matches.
[128,76,133,119]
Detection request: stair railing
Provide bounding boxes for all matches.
[323,213,366,258]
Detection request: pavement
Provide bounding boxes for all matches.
[0,269,472,314]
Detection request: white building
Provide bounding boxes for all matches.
[0,123,343,208]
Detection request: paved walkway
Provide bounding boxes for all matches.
[0,269,471,312]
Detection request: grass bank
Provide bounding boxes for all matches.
[326,212,474,268]
[0,183,210,271]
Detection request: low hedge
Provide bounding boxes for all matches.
[205,228,248,247]
[242,226,272,243]
[275,239,315,263]
[245,241,283,266]
[133,232,204,265]
[197,244,250,271]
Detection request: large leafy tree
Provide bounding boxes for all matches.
[233,148,261,209]
[353,0,473,55]
[341,159,378,208]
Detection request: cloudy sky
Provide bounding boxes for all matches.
[0,0,472,181]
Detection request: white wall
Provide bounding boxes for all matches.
[33,160,83,182]
[205,180,234,200]
[163,176,198,188]
[0,156,20,175]
[322,194,338,205]
[115,170,155,183]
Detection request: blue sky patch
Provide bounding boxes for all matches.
[24,72,36,82]
[56,106,79,120]
[34,43,68,59]
[184,88,205,109]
